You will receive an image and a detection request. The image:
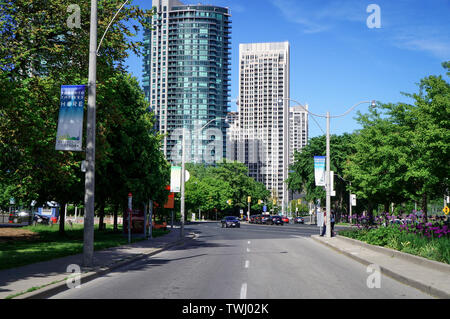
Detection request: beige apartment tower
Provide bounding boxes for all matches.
[237,42,290,213]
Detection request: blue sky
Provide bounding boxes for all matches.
[124,0,450,138]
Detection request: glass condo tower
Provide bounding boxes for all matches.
[143,0,231,164]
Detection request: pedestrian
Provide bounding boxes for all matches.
[330,210,336,237]
[320,209,327,236]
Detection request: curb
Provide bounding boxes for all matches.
[311,235,450,299]
[11,232,197,299]
[336,235,450,274]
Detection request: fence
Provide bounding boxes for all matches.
[0,214,9,224]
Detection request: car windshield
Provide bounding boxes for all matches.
[225,217,238,221]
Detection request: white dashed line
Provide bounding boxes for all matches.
[248,241,251,244]
[247,247,250,253]
[245,260,250,268]
[240,283,247,299]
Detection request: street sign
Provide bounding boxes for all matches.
[263,205,267,212]
[248,196,251,203]
[9,198,15,205]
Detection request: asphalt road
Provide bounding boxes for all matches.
[51,221,432,299]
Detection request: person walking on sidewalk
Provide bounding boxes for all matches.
[330,210,336,237]
[320,209,327,236]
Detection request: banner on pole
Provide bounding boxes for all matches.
[55,85,86,151]
[314,156,326,186]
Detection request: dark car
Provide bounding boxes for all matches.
[221,216,240,228]
[254,214,263,224]
[294,216,304,224]
[260,215,270,224]
[267,215,284,225]
[249,215,257,224]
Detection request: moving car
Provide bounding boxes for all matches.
[267,215,283,225]
[281,216,290,224]
[294,217,304,224]
[221,216,241,228]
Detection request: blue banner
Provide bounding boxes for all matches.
[55,85,86,151]
[314,156,326,186]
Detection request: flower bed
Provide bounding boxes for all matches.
[339,212,450,264]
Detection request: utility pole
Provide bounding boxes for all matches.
[180,131,186,239]
[326,112,331,238]
[82,0,98,267]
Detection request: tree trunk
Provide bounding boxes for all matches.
[384,202,390,213]
[113,203,118,232]
[99,200,106,231]
[59,202,66,236]
[421,193,428,222]
[367,202,374,224]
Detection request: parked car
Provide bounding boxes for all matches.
[254,214,263,224]
[249,215,257,223]
[260,215,270,224]
[294,217,304,224]
[267,215,283,225]
[281,216,290,224]
[221,216,240,228]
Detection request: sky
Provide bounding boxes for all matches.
[124,0,450,138]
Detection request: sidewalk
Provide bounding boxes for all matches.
[0,226,194,299]
[311,235,450,299]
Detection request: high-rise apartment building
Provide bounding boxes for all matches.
[289,105,308,164]
[142,0,231,164]
[237,42,290,212]
[225,111,239,162]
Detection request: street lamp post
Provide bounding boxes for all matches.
[82,0,98,267]
[278,98,375,238]
[83,0,132,267]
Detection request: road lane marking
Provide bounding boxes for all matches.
[245,260,250,268]
[240,283,247,299]
[247,247,250,253]
[248,241,251,244]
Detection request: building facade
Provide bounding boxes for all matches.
[289,104,308,164]
[143,0,231,164]
[237,42,290,212]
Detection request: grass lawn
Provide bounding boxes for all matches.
[0,224,170,271]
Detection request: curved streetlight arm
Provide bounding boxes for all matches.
[96,0,130,56]
[330,100,376,119]
[279,98,376,119]
[275,98,326,135]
